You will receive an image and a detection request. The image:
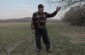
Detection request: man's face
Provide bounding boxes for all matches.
[38,7,44,13]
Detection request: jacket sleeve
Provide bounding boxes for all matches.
[46,10,58,18]
[31,13,35,30]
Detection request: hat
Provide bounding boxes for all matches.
[38,4,44,8]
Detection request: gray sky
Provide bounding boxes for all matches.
[0,0,63,19]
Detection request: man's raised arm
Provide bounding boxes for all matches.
[46,6,61,18]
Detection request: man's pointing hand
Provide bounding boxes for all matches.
[56,6,61,12]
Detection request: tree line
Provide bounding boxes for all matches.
[46,0,85,26]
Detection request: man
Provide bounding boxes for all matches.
[31,4,61,52]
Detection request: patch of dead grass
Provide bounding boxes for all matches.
[60,32,85,45]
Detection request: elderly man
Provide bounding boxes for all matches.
[31,4,61,52]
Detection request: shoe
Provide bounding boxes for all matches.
[46,49,51,53]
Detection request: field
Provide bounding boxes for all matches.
[0,22,85,55]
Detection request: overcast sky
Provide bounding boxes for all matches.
[0,0,63,19]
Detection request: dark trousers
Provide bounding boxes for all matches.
[35,27,50,50]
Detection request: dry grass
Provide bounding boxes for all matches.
[0,22,85,55]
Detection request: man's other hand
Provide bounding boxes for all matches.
[32,29,35,34]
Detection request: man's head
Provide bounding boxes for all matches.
[38,4,44,13]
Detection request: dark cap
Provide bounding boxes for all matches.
[38,4,44,8]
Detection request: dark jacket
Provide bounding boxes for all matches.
[31,11,58,30]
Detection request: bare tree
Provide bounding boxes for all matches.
[46,0,85,9]
[46,0,85,26]
[62,3,85,26]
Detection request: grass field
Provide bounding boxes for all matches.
[0,22,85,55]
